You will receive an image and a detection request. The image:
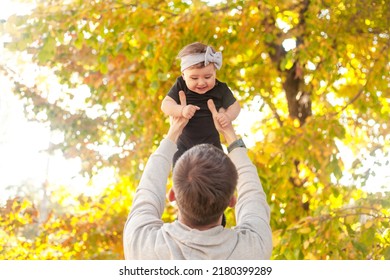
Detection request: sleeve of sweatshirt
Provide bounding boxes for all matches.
[229,147,273,259]
[123,138,177,259]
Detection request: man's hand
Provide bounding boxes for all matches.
[179,90,200,119]
[166,91,189,143]
[207,99,238,145]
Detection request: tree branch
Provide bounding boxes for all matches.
[332,44,389,116]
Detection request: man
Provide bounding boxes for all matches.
[123,93,272,259]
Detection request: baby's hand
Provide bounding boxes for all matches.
[217,112,231,128]
[181,105,200,119]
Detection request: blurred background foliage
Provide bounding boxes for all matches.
[0,0,389,259]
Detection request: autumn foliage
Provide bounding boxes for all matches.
[1,0,389,259]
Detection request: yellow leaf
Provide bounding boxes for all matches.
[364,220,373,229]
[82,232,88,241]
[298,227,311,234]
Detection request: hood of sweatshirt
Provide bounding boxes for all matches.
[157,220,239,260]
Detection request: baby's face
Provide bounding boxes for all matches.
[182,63,217,94]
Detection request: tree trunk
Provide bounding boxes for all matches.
[283,62,312,126]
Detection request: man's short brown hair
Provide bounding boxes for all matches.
[173,144,238,226]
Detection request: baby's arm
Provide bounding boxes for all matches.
[217,100,241,128]
[161,91,199,119]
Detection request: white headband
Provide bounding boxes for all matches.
[180,46,222,71]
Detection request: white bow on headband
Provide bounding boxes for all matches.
[180,46,223,71]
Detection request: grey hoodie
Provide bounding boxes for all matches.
[123,138,272,260]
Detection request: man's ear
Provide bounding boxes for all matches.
[228,195,237,208]
[168,188,176,202]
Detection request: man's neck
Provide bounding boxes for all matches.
[178,216,222,231]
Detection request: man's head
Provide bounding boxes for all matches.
[170,144,238,227]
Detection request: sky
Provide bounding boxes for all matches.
[0,1,118,204]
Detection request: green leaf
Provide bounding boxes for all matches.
[38,35,56,63]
